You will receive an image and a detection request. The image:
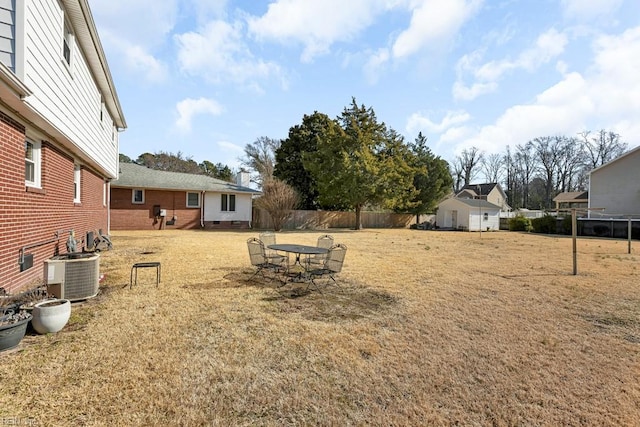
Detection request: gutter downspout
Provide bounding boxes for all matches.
[201,191,205,228]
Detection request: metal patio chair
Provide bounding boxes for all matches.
[246,238,286,282]
[308,234,334,266]
[308,243,347,290]
[259,231,284,263]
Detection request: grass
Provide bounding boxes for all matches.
[1,229,639,426]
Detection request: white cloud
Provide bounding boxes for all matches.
[453,28,568,101]
[443,26,640,156]
[176,98,225,132]
[175,20,283,87]
[189,0,229,22]
[452,81,497,101]
[122,44,168,83]
[363,48,391,84]
[90,0,178,48]
[392,0,483,59]
[561,0,623,22]
[90,0,176,82]
[246,0,391,62]
[406,110,471,135]
[217,140,244,153]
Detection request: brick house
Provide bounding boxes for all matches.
[0,0,126,293]
[111,163,260,230]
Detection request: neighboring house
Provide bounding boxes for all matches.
[436,198,501,231]
[111,163,261,230]
[588,145,640,218]
[553,191,589,212]
[457,182,511,212]
[0,1,126,293]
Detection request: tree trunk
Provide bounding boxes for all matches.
[354,205,362,230]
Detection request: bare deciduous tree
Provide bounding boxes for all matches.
[481,153,503,183]
[580,129,628,169]
[240,137,281,187]
[454,147,484,189]
[254,178,299,231]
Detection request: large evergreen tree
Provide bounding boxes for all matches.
[274,112,332,210]
[403,132,453,221]
[305,98,414,230]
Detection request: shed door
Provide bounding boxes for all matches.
[451,210,458,228]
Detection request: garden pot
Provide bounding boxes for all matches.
[0,313,32,352]
[31,299,71,334]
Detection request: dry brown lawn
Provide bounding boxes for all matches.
[1,229,639,426]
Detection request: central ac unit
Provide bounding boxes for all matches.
[44,253,100,301]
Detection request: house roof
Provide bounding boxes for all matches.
[553,191,588,203]
[443,197,502,210]
[459,182,500,197]
[590,145,640,175]
[113,163,260,194]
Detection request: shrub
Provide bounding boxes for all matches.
[509,215,532,232]
[531,214,558,234]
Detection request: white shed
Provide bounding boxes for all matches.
[436,198,501,231]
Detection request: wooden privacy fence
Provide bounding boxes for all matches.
[252,208,431,230]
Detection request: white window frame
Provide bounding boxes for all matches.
[62,19,73,67]
[25,140,41,188]
[186,192,200,208]
[221,194,236,212]
[73,164,81,203]
[132,189,145,204]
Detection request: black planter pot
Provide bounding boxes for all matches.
[0,314,32,352]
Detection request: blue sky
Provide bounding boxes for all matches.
[89,0,640,171]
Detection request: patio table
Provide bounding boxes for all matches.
[268,244,328,282]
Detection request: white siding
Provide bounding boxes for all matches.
[0,0,14,70]
[203,193,253,222]
[589,148,640,217]
[437,198,500,231]
[21,0,118,177]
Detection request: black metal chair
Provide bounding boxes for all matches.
[259,232,285,264]
[247,238,286,282]
[308,243,347,289]
[308,234,334,266]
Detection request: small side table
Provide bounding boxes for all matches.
[130,262,161,289]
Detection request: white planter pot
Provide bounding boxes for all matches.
[31,299,71,334]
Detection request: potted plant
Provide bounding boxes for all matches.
[0,300,32,352]
[31,298,71,334]
[18,283,52,313]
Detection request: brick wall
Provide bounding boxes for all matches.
[110,188,202,230]
[0,111,108,293]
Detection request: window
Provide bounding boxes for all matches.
[73,165,81,203]
[132,189,145,204]
[25,140,41,187]
[221,194,236,212]
[483,212,489,221]
[63,20,73,65]
[186,192,200,208]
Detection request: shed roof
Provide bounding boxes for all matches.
[443,197,502,210]
[553,191,588,203]
[113,163,260,194]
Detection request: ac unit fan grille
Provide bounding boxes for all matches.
[63,259,99,300]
